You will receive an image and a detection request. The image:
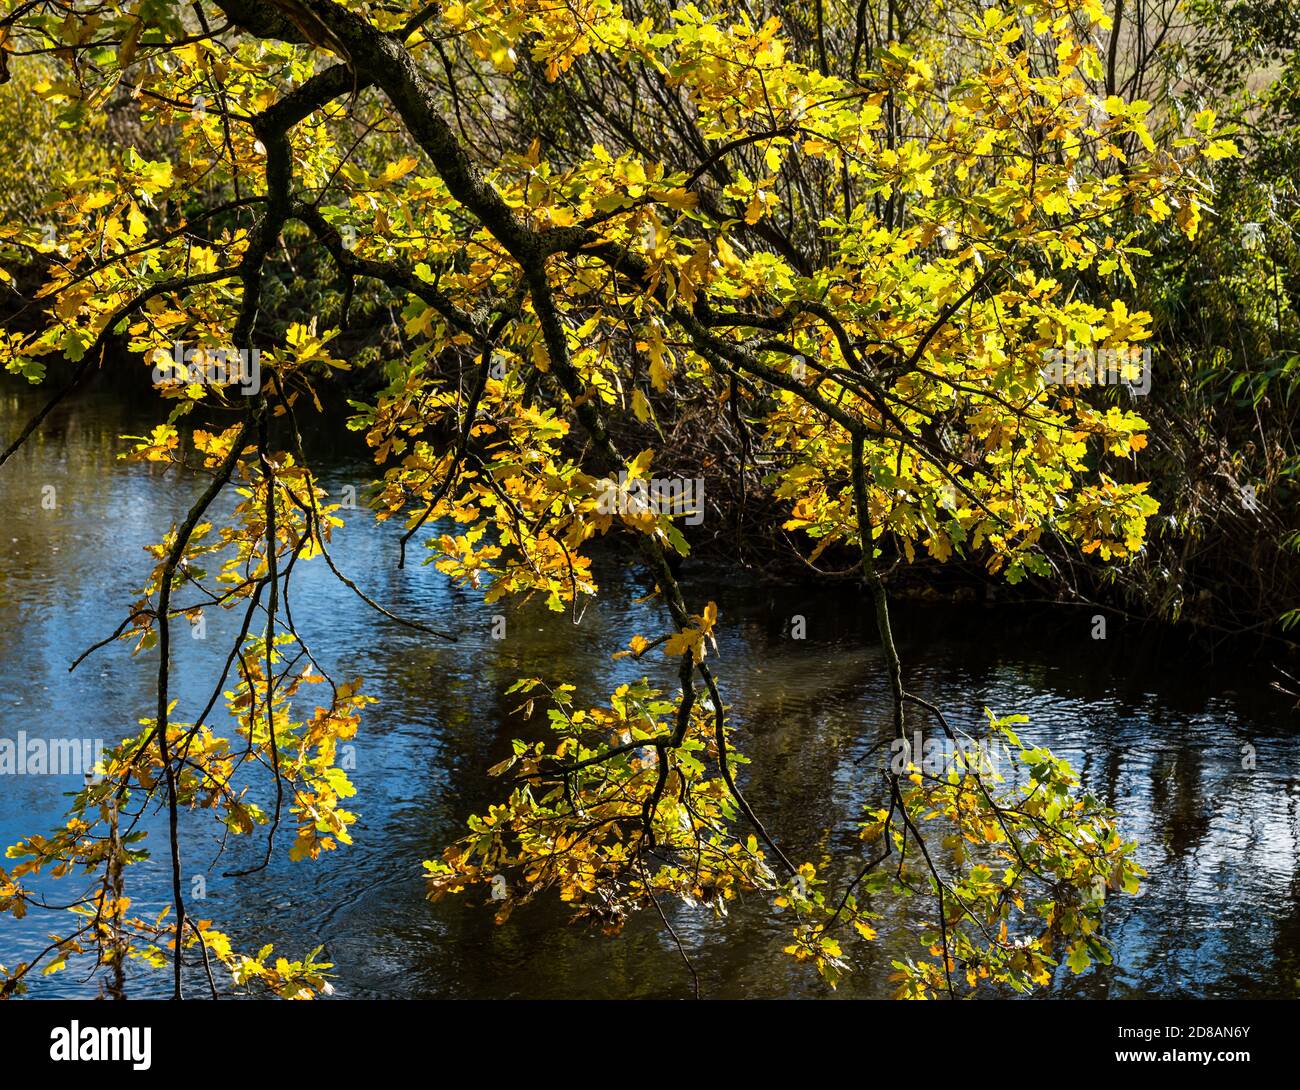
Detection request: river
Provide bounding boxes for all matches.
[2,379,1298,998]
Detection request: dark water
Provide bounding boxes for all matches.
[2,381,1299,999]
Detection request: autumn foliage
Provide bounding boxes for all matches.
[0,0,1234,997]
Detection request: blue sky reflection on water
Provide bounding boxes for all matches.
[2,383,1298,999]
